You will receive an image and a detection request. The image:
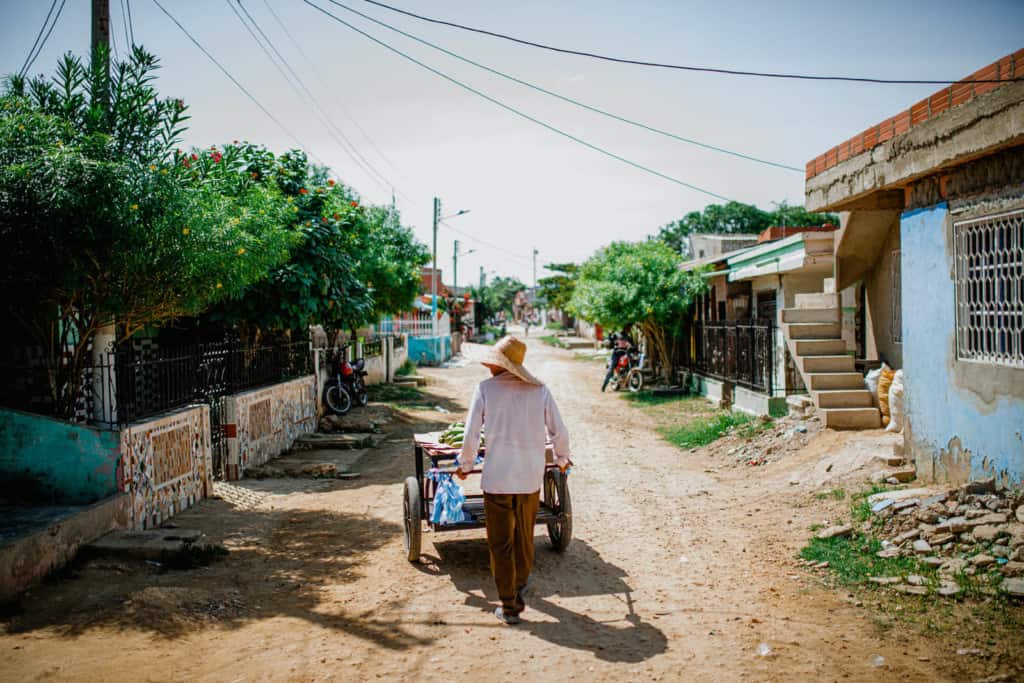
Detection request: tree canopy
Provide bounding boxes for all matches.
[656,200,838,256]
[537,262,578,311]
[569,240,706,376]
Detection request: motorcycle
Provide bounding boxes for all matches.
[606,348,645,393]
[323,352,369,416]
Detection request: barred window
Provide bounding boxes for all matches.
[891,250,902,344]
[954,209,1024,368]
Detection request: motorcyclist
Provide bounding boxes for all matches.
[601,331,634,392]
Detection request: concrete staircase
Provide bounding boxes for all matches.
[781,280,881,429]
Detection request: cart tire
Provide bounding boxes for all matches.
[543,469,572,552]
[403,476,422,562]
[627,369,643,392]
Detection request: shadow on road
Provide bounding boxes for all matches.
[418,536,668,663]
[1,502,426,652]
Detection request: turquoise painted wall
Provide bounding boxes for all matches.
[408,335,452,366]
[0,408,121,505]
[901,203,1024,484]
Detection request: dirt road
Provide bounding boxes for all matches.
[0,337,975,681]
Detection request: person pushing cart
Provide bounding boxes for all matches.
[454,336,571,625]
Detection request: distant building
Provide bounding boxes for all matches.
[687,233,759,260]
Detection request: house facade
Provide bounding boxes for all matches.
[805,49,1024,485]
[681,226,839,417]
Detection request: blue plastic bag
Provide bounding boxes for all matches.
[431,475,471,525]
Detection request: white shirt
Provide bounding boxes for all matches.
[457,372,571,494]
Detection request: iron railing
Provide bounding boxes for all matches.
[363,338,383,358]
[691,320,775,394]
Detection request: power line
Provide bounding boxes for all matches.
[361,0,1024,86]
[125,0,136,46]
[330,0,800,173]
[151,0,325,165]
[440,220,533,264]
[233,1,396,193]
[261,0,406,180]
[303,0,735,202]
[119,0,131,52]
[19,0,67,78]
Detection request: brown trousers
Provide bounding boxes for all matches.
[483,491,540,615]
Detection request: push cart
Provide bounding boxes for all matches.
[403,432,572,562]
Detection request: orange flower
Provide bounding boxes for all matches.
[298,188,308,195]
[237,247,246,255]
[327,179,336,187]
[333,213,340,220]
[322,217,328,223]
[350,201,359,208]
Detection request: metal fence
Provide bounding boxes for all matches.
[691,320,775,394]
[363,338,383,358]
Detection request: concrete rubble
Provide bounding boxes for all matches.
[859,479,1024,599]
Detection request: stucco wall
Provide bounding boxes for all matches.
[119,405,212,529]
[0,408,121,505]
[225,375,317,480]
[864,221,903,368]
[901,202,1024,486]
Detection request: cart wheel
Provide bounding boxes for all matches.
[543,469,572,552]
[403,476,422,562]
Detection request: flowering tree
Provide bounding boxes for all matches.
[206,144,428,337]
[0,48,295,416]
[569,240,707,377]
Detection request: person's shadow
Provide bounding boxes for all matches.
[416,535,667,663]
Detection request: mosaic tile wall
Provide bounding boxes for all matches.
[225,376,316,480]
[119,406,212,529]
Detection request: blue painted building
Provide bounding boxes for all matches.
[804,50,1024,485]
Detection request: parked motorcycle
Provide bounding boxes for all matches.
[606,348,645,393]
[323,353,369,415]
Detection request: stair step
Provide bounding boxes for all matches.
[795,292,839,309]
[781,307,839,323]
[807,372,866,390]
[793,339,847,356]
[815,389,874,408]
[786,322,842,339]
[802,355,856,373]
[821,407,882,429]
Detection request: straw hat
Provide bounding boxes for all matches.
[480,336,543,385]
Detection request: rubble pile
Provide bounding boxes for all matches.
[711,415,819,467]
[860,479,1024,599]
[317,404,393,433]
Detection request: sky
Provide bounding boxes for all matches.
[2,0,1023,287]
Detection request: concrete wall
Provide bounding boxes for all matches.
[224,376,317,480]
[119,405,212,529]
[901,202,1024,486]
[864,220,903,368]
[0,409,121,505]
[408,335,452,366]
[0,493,130,603]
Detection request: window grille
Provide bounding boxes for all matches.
[954,209,1024,368]
[891,250,902,344]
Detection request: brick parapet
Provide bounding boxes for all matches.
[806,49,1023,179]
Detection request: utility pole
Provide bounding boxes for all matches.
[479,266,485,292]
[92,0,111,111]
[92,0,111,54]
[431,197,440,339]
[532,248,539,289]
[453,239,460,294]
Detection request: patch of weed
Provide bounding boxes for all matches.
[367,383,424,403]
[659,411,755,449]
[800,534,928,586]
[816,488,848,501]
[395,359,417,377]
[621,390,692,407]
[539,335,568,349]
